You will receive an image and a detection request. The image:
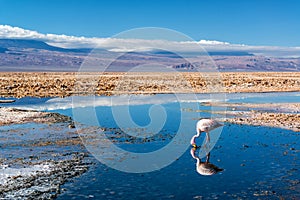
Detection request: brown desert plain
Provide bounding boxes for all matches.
[1,72,300,97]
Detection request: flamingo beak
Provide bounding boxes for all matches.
[192,143,197,148]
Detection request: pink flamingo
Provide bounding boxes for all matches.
[190,119,223,148]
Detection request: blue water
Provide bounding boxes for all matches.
[55,124,300,199]
[2,92,300,110]
[1,92,300,199]
[225,92,300,103]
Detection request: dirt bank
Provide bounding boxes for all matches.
[0,107,72,126]
[225,111,300,132]
[208,102,300,132]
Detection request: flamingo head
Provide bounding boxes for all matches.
[203,127,209,133]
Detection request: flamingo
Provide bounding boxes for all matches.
[190,119,223,148]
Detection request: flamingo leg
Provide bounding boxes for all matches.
[206,131,210,143]
[205,152,211,163]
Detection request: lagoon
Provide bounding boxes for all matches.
[1,92,300,199]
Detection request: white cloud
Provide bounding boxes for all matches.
[1,24,300,57]
[0,25,42,39]
[181,40,231,45]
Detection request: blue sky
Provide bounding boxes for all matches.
[0,0,299,46]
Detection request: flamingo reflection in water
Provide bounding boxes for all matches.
[190,147,223,176]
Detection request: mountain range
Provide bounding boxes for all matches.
[0,38,299,72]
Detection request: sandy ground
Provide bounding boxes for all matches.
[0,72,300,97]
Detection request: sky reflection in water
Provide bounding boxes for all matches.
[1,93,299,199]
[55,93,300,199]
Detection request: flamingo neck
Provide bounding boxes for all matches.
[190,135,197,145]
[195,157,201,166]
[190,131,202,145]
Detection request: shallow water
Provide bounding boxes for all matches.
[56,93,300,199]
[54,124,300,199]
[226,92,300,103]
[1,92,300,199]
[2,92,300,110]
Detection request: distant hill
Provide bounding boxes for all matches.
[0,38,299,72]
[0,39,91,53]
[208,51,253,56]
[0,39,65,51]
[142,50,253,57]
[0,47,7,53]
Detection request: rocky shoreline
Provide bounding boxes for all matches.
[0,107,72,126]
[0,108,91,199]
[225,111,300,132]
[0,72,299,97]
[0,153,89,199]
